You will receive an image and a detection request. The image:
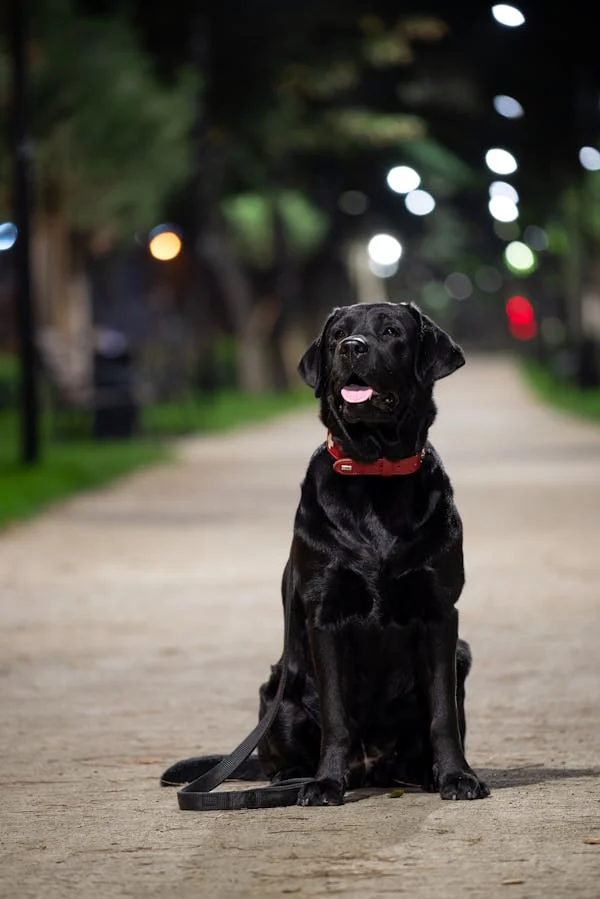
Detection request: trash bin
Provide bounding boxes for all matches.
[92,328,138,439]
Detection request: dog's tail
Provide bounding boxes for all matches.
[160,754,265,786]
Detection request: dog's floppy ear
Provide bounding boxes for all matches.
[297,309,339,397]
[403,302,465,384]
[298,339,323,395]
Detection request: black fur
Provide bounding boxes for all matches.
[162,302,489,804]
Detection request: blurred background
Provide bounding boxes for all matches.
[1,0,600,524]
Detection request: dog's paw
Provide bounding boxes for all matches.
[439,770,490,800]
[297,779,344,807]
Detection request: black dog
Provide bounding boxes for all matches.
[164,302,489,805]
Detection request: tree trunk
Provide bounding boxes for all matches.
[191,14,266,393]
[32,208,93,402]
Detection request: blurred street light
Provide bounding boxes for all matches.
[506,295,537,340]
[405,189,436,216]
[578,146,600,171]
[488,195,519,222]
[485,148,518,175]
[504,240,537,273]
[491,4,526,27]
[148,225,182,261]
[506,295,534,324]
[489,181,520,204]
[0,222,18,251]
[387,166,420,194]
[493,95,524,118]
[367,233,402,266]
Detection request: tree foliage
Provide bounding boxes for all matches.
[0,1,197,238]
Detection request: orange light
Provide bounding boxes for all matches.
[149,230,182,261]
[506,295,534,326]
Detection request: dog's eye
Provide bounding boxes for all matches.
[382,326,398,337]
[332,328,347,341]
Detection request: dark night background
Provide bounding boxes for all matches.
[1,0,600,488]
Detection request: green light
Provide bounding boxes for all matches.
[504,240,537,274]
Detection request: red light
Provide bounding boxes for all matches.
[506,295,534,326]
[509,318,537,341]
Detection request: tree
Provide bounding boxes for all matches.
[0,0,196,389]
[130,1,455,390]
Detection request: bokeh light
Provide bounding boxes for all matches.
[506,295,536,340]
[506,294,534,325]
[493,95,524,118]
[540,316,566,345]
[387,166,421,194]
[367,233,402,266]
[405,189,436,216]
[421,281,450,310]
[148,225,182,261]
[485,148,518,175]
[369,260,399,279]
[509,319,537,340]
[475,266,502,293]
[491,4,526,27]
[0,222,18,252]
[504,240,537,274]
[444,273,473,300]
[489,181,520,204]
[523,225,549,251]
[489,195,519,222]
[578,146,600,171]
[339,190,368,215]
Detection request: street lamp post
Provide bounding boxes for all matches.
[11,0,40,464]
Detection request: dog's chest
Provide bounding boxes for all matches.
[308,504,441,627]
[333,499,419,573]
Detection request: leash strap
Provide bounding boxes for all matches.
[174,567,314,810]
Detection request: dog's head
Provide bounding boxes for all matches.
[298,302,464,458]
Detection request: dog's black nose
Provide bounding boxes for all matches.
[338,336,369,357]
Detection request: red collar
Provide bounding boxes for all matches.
[326,431,425,477]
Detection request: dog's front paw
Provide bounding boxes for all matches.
[297,779,344,806]
[439,770,490,801]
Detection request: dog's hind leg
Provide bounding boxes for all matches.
[257,673,320,783]
[456,637,472,749]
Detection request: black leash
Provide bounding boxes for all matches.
[163,567,315,810]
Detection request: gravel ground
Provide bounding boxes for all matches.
[1,357,599,898]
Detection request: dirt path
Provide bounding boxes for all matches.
[1,358,599,898]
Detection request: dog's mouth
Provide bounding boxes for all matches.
[340,375,377,405]
[336,374,398,419]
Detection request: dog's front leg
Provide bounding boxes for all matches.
[298,627,350,806]
[425,610,489,800]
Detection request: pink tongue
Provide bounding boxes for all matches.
[341,385,374,404]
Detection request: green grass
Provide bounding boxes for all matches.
[0,387,314,529]
[522,359,600,422]
[0,411,169,529]
[142,388,314,435]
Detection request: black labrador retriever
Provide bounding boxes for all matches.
[163,302,489,805]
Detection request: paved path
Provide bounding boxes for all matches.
[1,358,599,899]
